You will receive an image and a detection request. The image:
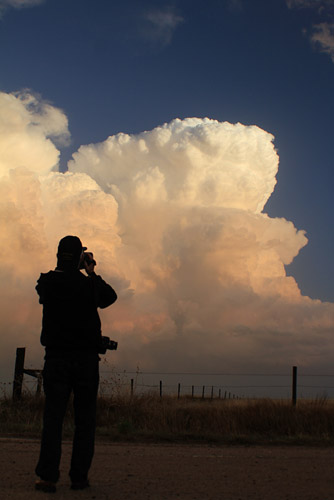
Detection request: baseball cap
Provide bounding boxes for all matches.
[57,235,87,262]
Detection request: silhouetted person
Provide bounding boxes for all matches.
[35,235,117,493]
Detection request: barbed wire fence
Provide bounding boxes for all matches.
[3,348,334,402]
[97,369,334,401]
[3,371,334,402]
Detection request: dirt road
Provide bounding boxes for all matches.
[1,438,334,499]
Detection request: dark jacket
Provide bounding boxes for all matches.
[36,270,117,354]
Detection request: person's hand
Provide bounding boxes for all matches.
[84,252,96,275]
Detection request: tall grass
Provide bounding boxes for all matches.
[1,391,334,444]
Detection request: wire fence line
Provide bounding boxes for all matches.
[100,370,294,376]
[107,370,334,378]
[98,369,334,399]
[3,367,334,400]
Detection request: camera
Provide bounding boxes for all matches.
[79,251,96,270]
[98,336,118,354]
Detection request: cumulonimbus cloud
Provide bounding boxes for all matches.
[0,91,70,176]
[1,90,334,384]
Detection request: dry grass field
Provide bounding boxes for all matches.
[1,392,334,444]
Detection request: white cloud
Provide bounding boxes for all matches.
[286,0,334,9]
[311,22,334,60]
[287,0,334,62]
[0,0,44,15]
[140,6,184,46]
[227,0,244,12]
[0,91,70,177]
[69,118,279,213]
[68,117,334,373]
[0,0,44,7]
[1,90,334,384]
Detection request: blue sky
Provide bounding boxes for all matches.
[1,0,334,301]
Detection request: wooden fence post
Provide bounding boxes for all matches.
[202,386,205,399]
[13,347,25,400]
[130,378,134,397]
[12,347,43,399]
[191,385,194,399]
[160,380,162,398]
[292,366,297,406]
[36,373,43,396]
[177,383,181,399]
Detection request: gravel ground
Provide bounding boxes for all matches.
[1,438,334,499]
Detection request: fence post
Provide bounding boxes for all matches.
[292,366,297,406]
[202,386,205,399]
[13,347,25,400]
[211,386,214,399]
[192,385,194,399]
[36,373,43,396]
[178,383,181,399]
[160,380,162,398]
[130,378,134,397]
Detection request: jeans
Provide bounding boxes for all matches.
[35,354,99,483]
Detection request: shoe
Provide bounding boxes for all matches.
[35,479,57,493]
[71,479,90,490]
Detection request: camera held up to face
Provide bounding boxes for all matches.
[79,251,96,270]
